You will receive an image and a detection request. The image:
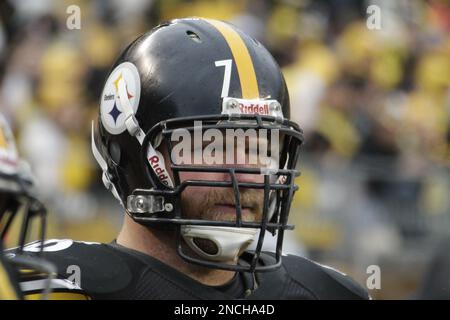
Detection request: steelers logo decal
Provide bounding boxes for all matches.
[100,62,141,135]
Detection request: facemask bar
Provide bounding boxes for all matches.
[126,113,303,272]
[7,253,56,300]
[1,184,56,299]
[174,173,298,273]
[0,112,55,299]
[17,199,47,255]
[148,114,302,188]
[129,168,299,272]
[129,167,298,228]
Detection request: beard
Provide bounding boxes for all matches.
[181,187,264,223]
[180,187,265,258]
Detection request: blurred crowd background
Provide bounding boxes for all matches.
[0,0,449,299]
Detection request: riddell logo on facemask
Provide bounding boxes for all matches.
[148,155,170,186]
[239,102,269,115]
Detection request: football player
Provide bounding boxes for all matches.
[12,18,369,299]
[0,113,55,300]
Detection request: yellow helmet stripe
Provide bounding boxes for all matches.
[204,19,259,99]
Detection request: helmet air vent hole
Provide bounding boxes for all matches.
[186,30,202,43]
[250,36,260,47]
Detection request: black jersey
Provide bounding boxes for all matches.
[6,239,369,300]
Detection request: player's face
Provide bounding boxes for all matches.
[169,134,276,224]
[179,175,265,224]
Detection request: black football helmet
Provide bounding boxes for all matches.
[0,113,55,299]
[92,18,303,272]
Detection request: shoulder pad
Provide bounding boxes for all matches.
[6,239,133,298]
[282,254,370,300]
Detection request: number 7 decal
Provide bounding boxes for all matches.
[215,59,232,97]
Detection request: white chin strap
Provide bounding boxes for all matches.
[181,226,257,262]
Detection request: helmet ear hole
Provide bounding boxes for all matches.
[186,30,202,43]
[250,36,260,47]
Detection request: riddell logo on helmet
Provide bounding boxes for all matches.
[148,155,170,186]
[239,102,269,115]
[221,98,284,119]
